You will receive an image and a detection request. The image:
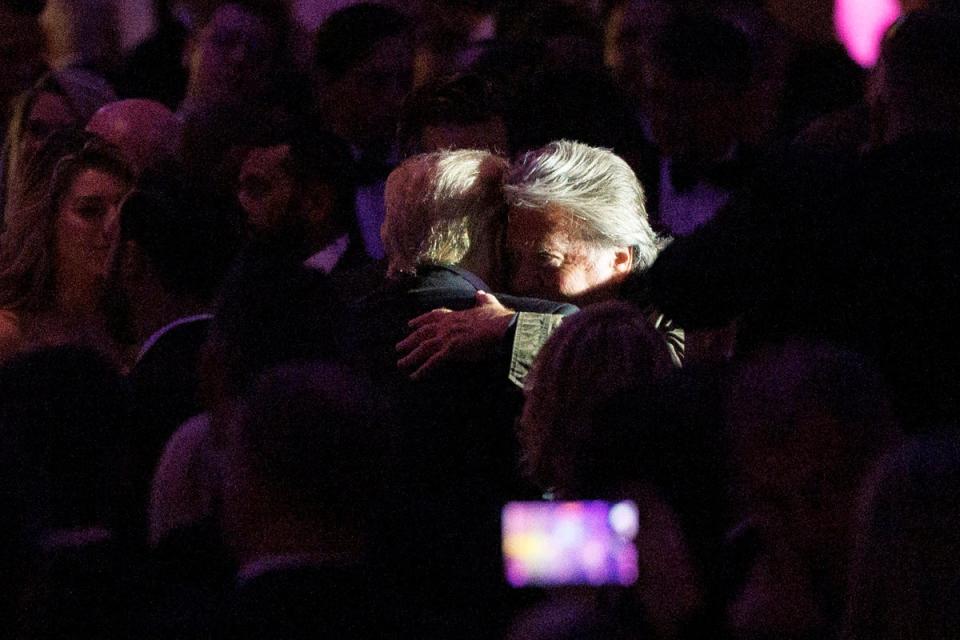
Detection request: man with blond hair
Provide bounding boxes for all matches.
[347,148,575,637]
[381,148,510,286]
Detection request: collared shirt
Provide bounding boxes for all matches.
[350,143,399,260]
[355,183,386,260]
[658,157,733,238]
[238,554,325,585]
[136,314,214,364]
[303,234,350,274]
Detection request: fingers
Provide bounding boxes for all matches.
[475,290,500,306]
[397,336,445,374]
[396,302,501,378]
[409,344,453,381]
[476,290,512,314]
[408,307,451,329]
[396,325,433,354]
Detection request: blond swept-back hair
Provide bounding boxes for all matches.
[382,149,509,278]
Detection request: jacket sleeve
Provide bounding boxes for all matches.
[508,312,569,388]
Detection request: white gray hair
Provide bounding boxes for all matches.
[505,140,660,271]
[382,149,509,278]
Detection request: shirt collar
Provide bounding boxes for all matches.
[303,234,350,274]
[136,314,214,364]
[237,552,362,586]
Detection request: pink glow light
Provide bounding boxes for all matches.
[835,0,903,67]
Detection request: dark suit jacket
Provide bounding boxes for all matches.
[121,317,212,543]
[350,264,576,374]
[347,265,577,638]
[649,133,960,430]
[325,240,386,305]
[114,17,188,108]
[348,264,577,493]
[219,565,395,640]
[129,318,211,430]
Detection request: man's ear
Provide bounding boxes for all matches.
[613,246,633,274]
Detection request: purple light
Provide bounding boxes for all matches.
[835,0,903,67]
[502,501,639,587]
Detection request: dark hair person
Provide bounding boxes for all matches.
[513,301,728,639]
[843,435,960,640]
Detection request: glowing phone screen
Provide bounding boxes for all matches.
[502,500,639,587]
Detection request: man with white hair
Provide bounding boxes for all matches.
[398,140,682,382]
[504,139,660,306]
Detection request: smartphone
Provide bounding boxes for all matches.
[502,500,639,587]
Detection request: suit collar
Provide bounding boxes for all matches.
[414,264,491,291]
[136,314,213,364]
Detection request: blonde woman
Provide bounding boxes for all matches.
[0,129,132,362]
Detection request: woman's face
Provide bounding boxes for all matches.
[54,168,127,289]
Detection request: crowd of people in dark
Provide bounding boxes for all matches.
[1,0,960,637]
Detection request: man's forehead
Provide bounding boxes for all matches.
[507,205,581,244]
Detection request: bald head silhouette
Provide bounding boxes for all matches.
[87,99,180,174]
